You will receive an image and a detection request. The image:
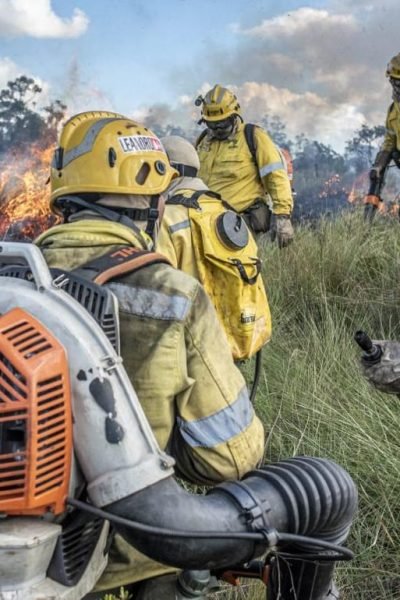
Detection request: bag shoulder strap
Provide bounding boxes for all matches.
[195,129,208,149]
[167,189,222,209]
[73,246,171,285]
[244,123,258,165]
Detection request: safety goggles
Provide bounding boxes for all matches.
[205,116,235,140]
[390,77,400,102]
[206,117,232,130]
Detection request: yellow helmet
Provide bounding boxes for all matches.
[386,53,400,79]
[50,111,177,214]
[199,85,241,122]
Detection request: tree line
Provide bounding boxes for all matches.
[0,75,394,220]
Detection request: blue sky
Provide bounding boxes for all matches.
[0,0,398,150]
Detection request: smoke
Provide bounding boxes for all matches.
[131,95,201,140]
[59,58,115,117]
[139,1,400,151]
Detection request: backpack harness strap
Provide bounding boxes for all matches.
[73,246,171,285]
[243,123,258,166]
[167,189,234,211]
[195,129,208,148]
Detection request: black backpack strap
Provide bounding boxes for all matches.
[144,196,160,240]
[167,189,239,214]
[73,246,171,285]
[244,123,258,165]
[167,190,206,210]
[195,129,208,149]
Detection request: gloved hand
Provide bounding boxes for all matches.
[360,340,400,394]
[275,215,294,248]
[363,194,381,210]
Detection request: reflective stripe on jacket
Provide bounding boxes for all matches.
[197,122,293,214]
[381,101,400,153]
[158,188,198,279]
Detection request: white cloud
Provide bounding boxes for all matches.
[232,81,366,152]
[176,3,399,148]
[130,2,400,151]
[0,0,89,39]
[241,8,357,38]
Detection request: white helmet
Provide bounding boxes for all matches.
[161,135,200,177]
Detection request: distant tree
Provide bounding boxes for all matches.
[344,124,385,174]
[42,99,67,145]
[0,76,67,153]
[260,114,292,150]
[292,138,347,219]
[0,76,45,152]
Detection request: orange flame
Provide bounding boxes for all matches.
[0,144,59,240]
[347,170,400,216]
[318,173,347,199]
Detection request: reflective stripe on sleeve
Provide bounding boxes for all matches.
[259,161,285,178]
[386,128,396,136]
[177,386,253,447]
[108,282,191,321]
[168,219,191,234]
[62,118,124,167]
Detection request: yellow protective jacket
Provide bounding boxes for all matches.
[381,101,400,153]
[197,121,293,214]
[157,177,204,278]
[36,217,264,589]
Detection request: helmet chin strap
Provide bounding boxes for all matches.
[57,196,155,250]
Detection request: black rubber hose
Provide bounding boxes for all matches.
[255,457,357,600]
[250,348,263,403]
[354,330,383,364]
[105,456,357,581]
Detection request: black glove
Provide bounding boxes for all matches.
[360,340,400,394]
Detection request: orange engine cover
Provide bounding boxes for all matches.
[0,307,72,515]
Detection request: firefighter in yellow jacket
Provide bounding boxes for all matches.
[35,112,265,597]
[196,84,294,246]
[157,135,204,279]
[157,135,272,361]
[365,53,400,211]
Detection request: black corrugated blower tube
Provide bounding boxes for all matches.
[96,456,357,600]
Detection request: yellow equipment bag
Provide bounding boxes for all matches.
[167,190,271,360]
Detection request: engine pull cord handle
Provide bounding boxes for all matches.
[354,330,383,364]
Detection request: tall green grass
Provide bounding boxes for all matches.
[104,212,400,599]
[252,211,400,599]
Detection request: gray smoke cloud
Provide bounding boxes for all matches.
[140,0,400,151]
